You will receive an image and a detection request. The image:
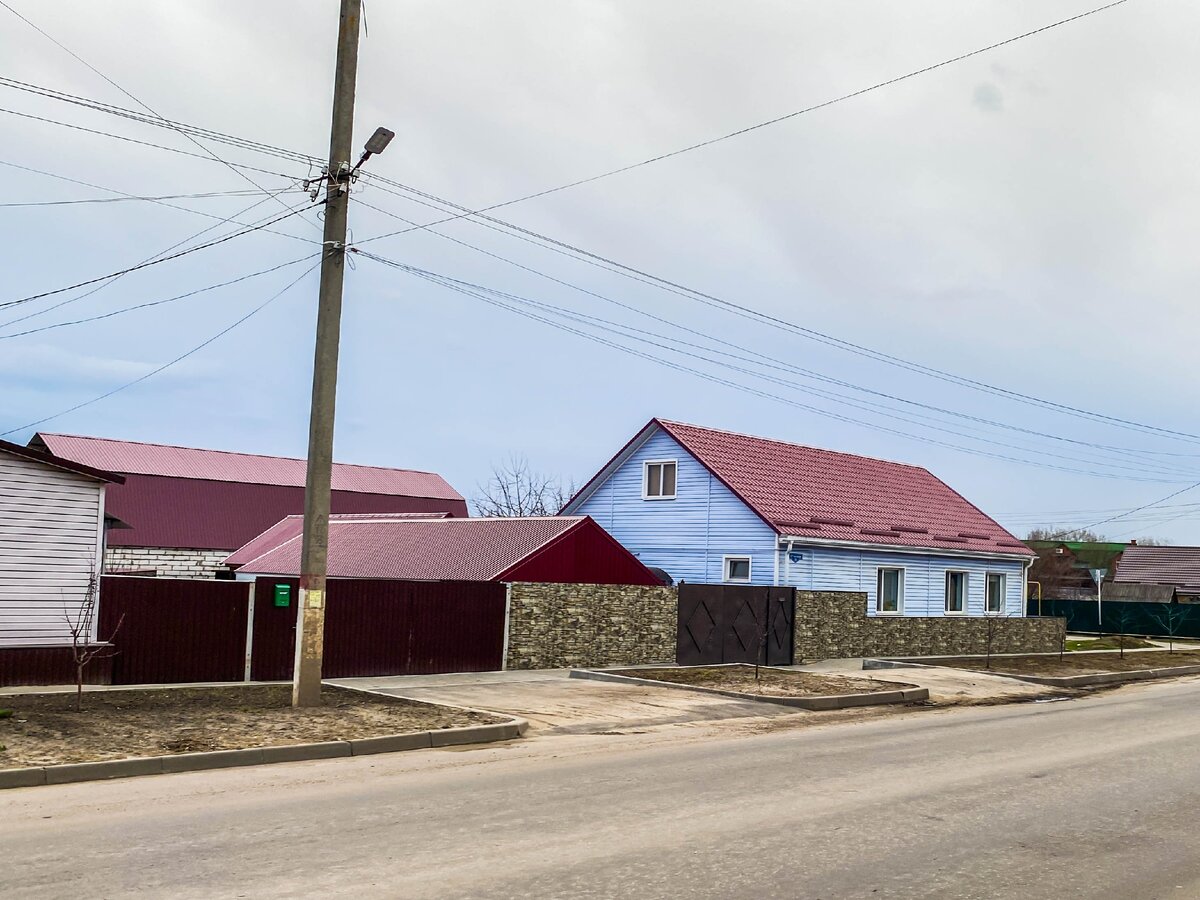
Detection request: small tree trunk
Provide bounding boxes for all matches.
[76,661,84,712]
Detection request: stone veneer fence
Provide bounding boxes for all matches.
[504,582,677,670]
[793,590,1067,660]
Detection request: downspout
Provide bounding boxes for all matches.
[772,534,780,586]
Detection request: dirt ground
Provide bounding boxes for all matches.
[923,650,1200,678]
[0,685,503,768]
[623,665,909,697]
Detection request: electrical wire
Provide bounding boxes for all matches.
[0,188,266,207]
[0,259,321,438]
[0,254,318,340]
[0,202,311,312]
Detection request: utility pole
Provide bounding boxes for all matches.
[293,0,363,707]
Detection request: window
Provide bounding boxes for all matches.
[944,571,968,614]
[877,567,904,614]
[724,556,752,583]
[986,573,1007,614]
[643,460,677,499]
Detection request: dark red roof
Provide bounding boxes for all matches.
[28,433,467,551]
[33,433,462,499]
[224,513,451,568]
[228,515,661,584]
[570,419,1032,557]
[0,438,123,484]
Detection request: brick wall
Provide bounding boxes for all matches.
[104,546,230,580]
[794,590,1066,659]
[505,582,677,670]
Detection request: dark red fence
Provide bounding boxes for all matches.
[99,576,250,684]
[76,575,507,685]
[251,577,506,680]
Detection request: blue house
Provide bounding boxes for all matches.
[563,419,1035,617]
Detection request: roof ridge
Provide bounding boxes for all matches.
[657,419,928,471]
[38,431,443,477]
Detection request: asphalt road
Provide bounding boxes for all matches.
[5,678,1200,899]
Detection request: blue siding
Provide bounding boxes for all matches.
[572,424,1028,616]
[776,545,1025,616]
[572,429,777,585]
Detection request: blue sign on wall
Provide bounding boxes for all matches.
[788,551,803,564]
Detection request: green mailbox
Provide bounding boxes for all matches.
[274,583,292,607]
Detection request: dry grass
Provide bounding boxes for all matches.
[0,684,503,768]
[622,665,908,697]
[923,650,1200,678]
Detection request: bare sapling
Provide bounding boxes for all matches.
[64,571,124,711]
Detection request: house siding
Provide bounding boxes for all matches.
[573,429,777,585]
[0,453,105,647]
[571,424,1028,616]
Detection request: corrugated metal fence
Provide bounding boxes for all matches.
[1029,597,1200,639]
[97,575,507,685]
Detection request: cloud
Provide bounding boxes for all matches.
[972,82,1004,113]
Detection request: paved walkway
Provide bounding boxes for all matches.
[790,658,1060,703]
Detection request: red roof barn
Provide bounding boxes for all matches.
[29,433,467,579]
[227,514,663,585]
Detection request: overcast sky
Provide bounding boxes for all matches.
[3,0,1199,541]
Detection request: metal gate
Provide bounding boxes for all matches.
[677,584,795,666]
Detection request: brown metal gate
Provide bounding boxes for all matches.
[677,584,795,666]
[250,578,507,681]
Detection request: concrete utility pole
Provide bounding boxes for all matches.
[293,0,362,707]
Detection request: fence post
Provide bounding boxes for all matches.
[244,580,256,682]
[501,583,512,671]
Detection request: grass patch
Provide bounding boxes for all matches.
[922,650,1200,678]
[1065,637,1157,652]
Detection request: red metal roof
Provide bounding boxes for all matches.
[229,516,623,581]
[0,438,124,484]
[571,419,1031,557]
[1114,545,1200,589]
[224,513,451,568]
[33,432,463,499]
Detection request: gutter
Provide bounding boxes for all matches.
[777,534,1033,563]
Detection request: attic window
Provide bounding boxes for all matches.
[643,460,677,500]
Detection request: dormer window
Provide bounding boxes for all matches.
[643,460,677,500]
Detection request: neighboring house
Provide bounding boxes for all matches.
[1112,545,1200,603]
[27,433,467,579]
[0,438,124,655]
[563,419,1034,616]
[226,513,662,585]
[1026,540,1128,600]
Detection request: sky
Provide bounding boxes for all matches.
[3,0,1200,542]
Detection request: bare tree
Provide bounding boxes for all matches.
[1100,604,1138,659]
[981,610,1015,669]
[472,455,577,517]
[1150,603,1194,654]
[1025,527,1109,542]
[63,571,123,712]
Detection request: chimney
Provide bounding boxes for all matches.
[1129,539,1138,546]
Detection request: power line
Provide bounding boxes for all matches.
[351,194,1200,477]
[359,249,1189,484]
[358,1,1132,240]
[0,254,317,340]
[0,202,310,312]
[0,259,321,438]
[0,188,266,207]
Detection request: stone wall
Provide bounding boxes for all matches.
[104,546,230,579]
[794,591,1066,660]
[505,582,677,670]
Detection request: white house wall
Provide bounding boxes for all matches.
[0,453,104,647]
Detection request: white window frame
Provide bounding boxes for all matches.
[642,459,678,500]
[876,566,905,615]
[723,555,752,584]
[944,570,969,616]
[985,572,1007,614]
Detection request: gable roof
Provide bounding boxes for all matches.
[31,432,462,500]
[1114,545,1200,589]
[0,437,124,484]
[229,515,595,580]
[223,512,452,569]
[1026,540,1127,571]
[568,418,1032,558]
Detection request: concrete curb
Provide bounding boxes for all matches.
[568,666,928,710]
[0,689,528,791]
[864,658,1200,688]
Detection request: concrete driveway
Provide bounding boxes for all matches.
[333,669,800,734]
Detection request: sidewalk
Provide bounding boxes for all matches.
[790,658,1060,703]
